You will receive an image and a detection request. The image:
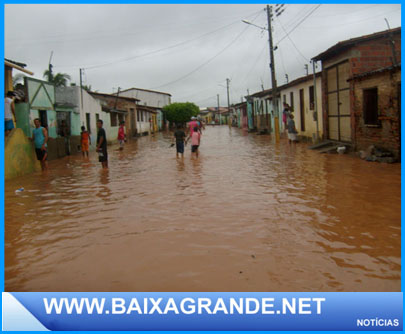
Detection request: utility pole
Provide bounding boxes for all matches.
[305,64,309,76]
[48,51,54,83]
[285,74,289,84]
[226,78,231,127]
[217,94,221,125]
[267,4,279,141]
[79,68,83,109]
[312,60,320,142]
[384,18,398,66]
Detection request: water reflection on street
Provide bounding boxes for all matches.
[5,126,401,291]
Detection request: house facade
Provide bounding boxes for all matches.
[349,65,401,159]
[249,89,282,135]
[230,102,248,129]
[89,92,139,141]
[279,73,323,141]
[136,105,158,135]
[119,87,171,131]
[313,27,401,146]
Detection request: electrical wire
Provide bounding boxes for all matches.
[276,16,310,63]
[149,11,263,90]
[276,4,322,45]
[51,9,264,71]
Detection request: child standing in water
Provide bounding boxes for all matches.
[187,126,201,158]
[80,126,91,157]
[117,121,126,150]
[287,114,298,144]
[173,124,186,158]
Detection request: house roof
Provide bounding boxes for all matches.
[89,91,140,102]
[5,58,27,68]
[4,58,34,75]
[205,107,229,113]
[312,27,401,61]
[349,63,401,81]
[101,105,127,114]
[119,87,172,97]
[136,104,158,114]
[231,101,247,108]
[249,72,322,99]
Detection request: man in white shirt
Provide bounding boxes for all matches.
[4,91,16,136]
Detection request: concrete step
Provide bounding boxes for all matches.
[308,141,334,150]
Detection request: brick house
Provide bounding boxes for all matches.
[349,65,401,160]
[312,27,401,153]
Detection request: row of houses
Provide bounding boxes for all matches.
[219,27,401,159]
[5,59,171,161]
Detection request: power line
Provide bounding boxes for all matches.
[310,4,381,18]
[276,4,322,45]
[52,9,264,71]
[83,22,239,70]
[276,15,310,63]
[149,11,262,90]
[301,8,400,29]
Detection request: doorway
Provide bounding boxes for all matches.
[299,89,305,132]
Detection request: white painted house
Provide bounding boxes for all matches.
[119,87,171,131]
[279,73,323,141]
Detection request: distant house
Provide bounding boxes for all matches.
[136,105,158,136]
[199,108,213,124]
[89,92,139,140]
[230,102,248,129]
[248,89,282,134]
[312,27,401,149]
[119,87,171,131]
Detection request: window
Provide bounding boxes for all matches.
[283,94,286,103]
[118,113,124,124]
[309,86,314,110]
[110,112,118,127]
[290,92,294,111]
[363,88,379,125]
[137,109,140,122]
[95,113,100,128]
[86,113,91,133]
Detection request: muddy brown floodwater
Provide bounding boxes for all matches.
[5,126,401,292]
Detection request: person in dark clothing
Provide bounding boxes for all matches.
[96,119,108,169]
[59,120,71,155]
[173,124,186,158]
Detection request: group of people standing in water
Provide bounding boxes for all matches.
[173,116,205,159]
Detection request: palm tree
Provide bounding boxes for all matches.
[43,70,71,87]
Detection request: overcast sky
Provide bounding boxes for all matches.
[5,4,401,108]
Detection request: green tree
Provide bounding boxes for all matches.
[163,102,199,125]
[43,70,71,87]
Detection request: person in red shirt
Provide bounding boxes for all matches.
[117,121,126,150]
[188,116,199,136]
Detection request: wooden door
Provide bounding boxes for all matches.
[326,61,351,142]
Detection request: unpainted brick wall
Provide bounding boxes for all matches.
[352,70,401,158]
[350,34,401,75]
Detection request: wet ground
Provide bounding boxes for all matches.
[4,126,401,291]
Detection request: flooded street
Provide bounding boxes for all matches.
[5,126,401,292]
